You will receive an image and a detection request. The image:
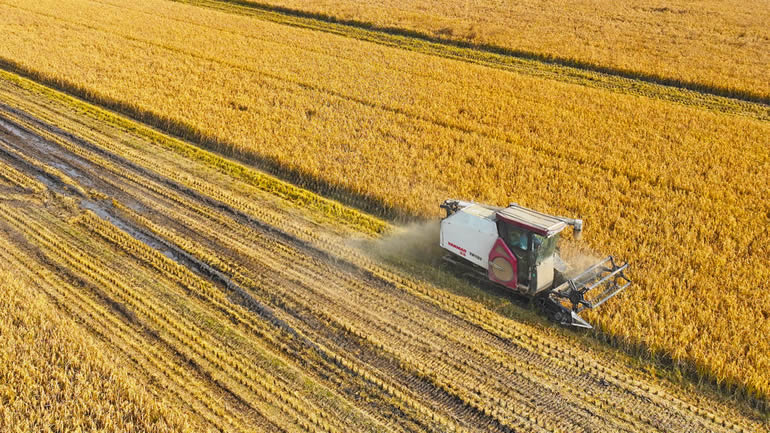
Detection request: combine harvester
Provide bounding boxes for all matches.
[439,199,631,328]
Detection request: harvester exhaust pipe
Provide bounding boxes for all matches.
[556,216,583,240]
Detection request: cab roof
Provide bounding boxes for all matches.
[461,203,498,220]
[496,204,567,237]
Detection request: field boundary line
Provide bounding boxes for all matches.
[178,0,770,116]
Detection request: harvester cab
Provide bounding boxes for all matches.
[439,199,631,328]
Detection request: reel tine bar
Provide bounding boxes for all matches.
[569,256,631,313]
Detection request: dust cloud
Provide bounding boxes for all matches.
[357,220,445,266]
[558,243,605,277]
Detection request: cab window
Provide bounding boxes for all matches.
[498,222,529,252]
[533,233,558,264]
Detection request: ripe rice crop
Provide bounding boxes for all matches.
[0,0,768,407]
[239,0,770,101]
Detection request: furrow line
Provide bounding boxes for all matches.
[108,198,477,433]
[0,154,45,193]
[0,205,335,433]
[0,213,254,433]
[74,210,360,433]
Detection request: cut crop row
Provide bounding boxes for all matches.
[0,209,249,432]
[0,204,349,433]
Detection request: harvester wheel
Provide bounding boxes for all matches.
[535,294,569,324]
[553,309,566,323]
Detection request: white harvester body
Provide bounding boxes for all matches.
[439,203,498,269]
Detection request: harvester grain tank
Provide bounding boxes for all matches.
[439,199,631,328]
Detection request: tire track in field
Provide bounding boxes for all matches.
[0,106,467,433]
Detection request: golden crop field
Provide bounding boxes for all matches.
[1,0,768,406]
[246,0,770,101]
[0,270,191,432]
[0,66,765,432]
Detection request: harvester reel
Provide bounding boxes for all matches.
[560,282,593,312]
[539,256,631,328]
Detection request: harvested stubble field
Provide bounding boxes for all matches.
[0,65,767,433]
[1,0,768,406]
[237,0,770,102]
[0,270,192,432]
